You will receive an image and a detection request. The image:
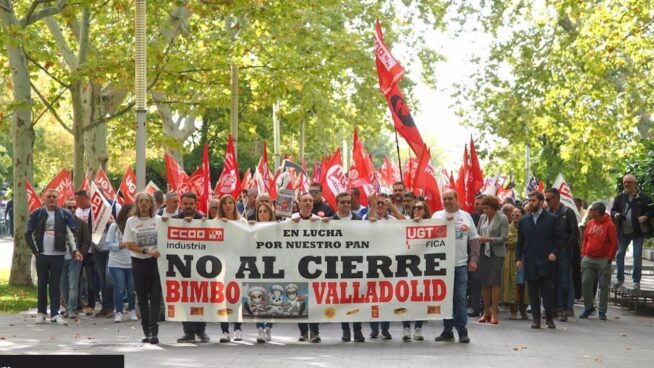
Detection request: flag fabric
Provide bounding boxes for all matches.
[456,147,468,210]
[497,188,515,203]
[374,20,405,96]
[294,170,310,193]
[42,169,74,206]
[25,179,43,213]
[215,136,241,201]
[256,142,273,194]
[199,143,211,214]
[525,173,539,194]
[320,149,348,210]
[94,167,117,202]
[449,172,456,191]
[240,168,252,191]
[118,166,137,204]
[552,173,582,222]
[79,176,90,192]
[187,167,208,208]
[165,153,189,192]
[384,84,426,159]
[311,161,321,184]
[145,181,160,195]
[379,156,398,191]
[413,147,443,213]
[403,156,419,192]
[464,137,484,212]
[349,130,378,204]
[89,181,112,244]
[482,173,499,196]
[537,180,545,194]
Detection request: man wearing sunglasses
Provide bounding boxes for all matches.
[309,182,335,218]
[26,189,79,325]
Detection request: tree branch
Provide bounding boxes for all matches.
[21,0,67,27]
[24,52,70,88]
[30,81,72,133]
[44,14,77,70]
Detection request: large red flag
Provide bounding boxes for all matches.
[199,143,211,214]
[465,136,484,212]
[413,146,443,213]
[402,156,419,192]
[187,167,208,209]
[240,168,252,191]
[118,166,137,204]
[456,147,468,210]
[320,149,348,211]
[42,169,74,206]
[374,20,405,96]
[94,167,117,201]
[79,176,90,192]
[215,135,241,200]
[255,142,273,194]
[25,179,43,213]
[165,153,189,192]
[349,130,378,203]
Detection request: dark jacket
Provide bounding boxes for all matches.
[73,216,91,255]
[516,209,564,280]
[312,201,335,218]
[332,213,362,221]
[25,206,76,254]
[548,204,579,257]
[173,212,203,220]
[610,191,653,236]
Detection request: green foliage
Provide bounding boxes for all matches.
[622,139,654,197]
[0,268,36,314]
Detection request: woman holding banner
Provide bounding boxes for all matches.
[122,192,162,344]
[216,194,247,342]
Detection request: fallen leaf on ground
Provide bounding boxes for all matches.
[0,336,5,340]
[72,333,80,338]
[625,347,632,351]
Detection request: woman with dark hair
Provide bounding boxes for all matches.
[477,195,508,325]
[216,194,246,342]
[107,204,137,323]
[122,192,162,343]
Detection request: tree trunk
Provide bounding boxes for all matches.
[84,82,109,179]
[70,81,86,188]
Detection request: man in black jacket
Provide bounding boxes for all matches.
[25,189,79,325]
[610,174,653,290]
[545,188,579,322]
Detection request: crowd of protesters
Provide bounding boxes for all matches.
[23,174,652,344]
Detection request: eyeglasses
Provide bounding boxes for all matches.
[309,189,320,194]
[339,201,351,205]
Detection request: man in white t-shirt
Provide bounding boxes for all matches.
[431,189,480,343]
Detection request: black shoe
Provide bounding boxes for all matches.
[546,319,556,329]
[141,336,151,343]
[197,331,210,343]
[298,334,308,342]
[149,336,159,344]
[177,333,196,343]
[353,330,365,342]
[459,333,470,343]
[531,322,541,329]
[310,333,321,343]
[559,310,568,322]
[370,331,379,339]
[342,330,351,342]
[381,330,392,340]
[434,331,455,342]
[142,327,151,343]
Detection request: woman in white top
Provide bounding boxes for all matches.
[107,204,138,323]
[216,194,246,342]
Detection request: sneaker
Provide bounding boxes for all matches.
[413,328,424,341]
[220,332,230,343]
[197,331,210,342]
[598,311,607,321]
[353,330,365,342]
[233,329,242,341]
[434,331,455,342]
[612,280,624,289]
[546,318,556,329]
[381,330,392,340]
[298,334,308,342]
[579,306,596,319]
[51,314,68,325]
[369,330,379,339]
[402,327,411,342]
[177,333,196,343]
[114,312,123,323]
[83,306,94,316]
[310,333,321,343]
[149,336,159,344]
[35,313,47,324]
[458,328,470,343]
[633,283,640,290]
[265,327,272,342]
[342,330,351,342]
[128,310,138,321]
[257,328,266,343]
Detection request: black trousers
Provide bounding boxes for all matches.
[183,322,206,334]
[298,323,319,335]
[80,251,96,308]
[36,254,64,316]
[220,322,242,333]
[132,257,162,333]
[341,322,362,332]
[527,263,556,321]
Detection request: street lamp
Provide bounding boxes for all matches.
[135,0,147,191]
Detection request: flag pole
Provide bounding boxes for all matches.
[394,128,403,183]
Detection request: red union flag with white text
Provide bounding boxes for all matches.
[320,149,347,211]
[374,20,405,96]
[119,166,137,204]
[94,167,117,201]
[89,181,112,244]
[25,179,43,213]
[215,135,241,199]
[41,168,73,207]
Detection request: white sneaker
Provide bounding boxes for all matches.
[35,313,47,324]
[257,327,266,343]
[114,312,123,323]
[128,310,138,321]
[413,328,424,341]
[402,327,411,341]
[265,327,272,342]
[51,314,68,325]
[220,332,230,343]
[234,329,243,341]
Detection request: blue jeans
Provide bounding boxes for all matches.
[108,267,135,313]
[556,250,572,309]
[60,258,82,313]
[369,321,390,334]
[444,265,468,334]
[402,320,424,329]
[616,234,644,283]
[94,250,114,310]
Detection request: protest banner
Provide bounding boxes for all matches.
[158,218,455,323]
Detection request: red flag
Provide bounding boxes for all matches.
[379,156,398,190]
[199,143,211,214]
[215,135,241,200]
[374,20,405,96]
[384,84,426,159]
[537,180,545,193]
[464,136,484,212]
[319,155,330,185]
[456,147,468,210]
[25,179,43,213]
[145,181,161,195]
[320,149,348,211]
[42,169,74,207]
[269,169,281,201]
[187,168,207,203]
[240,168,252,191]
[94,167,117,201]
[79,176,90,192]
[349,130,378,203]
[311,161,320,184]
[402,157,419,192]
[165,153,189,192]
[118,166,137,204]
[449,171,456,191]
[413,147,443,213]
[256,142,273,194]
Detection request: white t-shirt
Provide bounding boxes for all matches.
[123,216,160,259]
[432,209,479,267]
[42,210,65,255]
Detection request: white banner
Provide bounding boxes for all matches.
[158,219,455,323]
[89,181,112,244]
[553,173,582,222]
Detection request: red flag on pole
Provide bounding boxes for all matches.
[320,149,348,211]
[240,168,252,191]
[215,135,241,200]
[255,142,273,194]
[374,20,405,96]
[42,169,74,207]
[464,136,484,212]
[145,181,161,195]
[456,147,468,210]
[94,167,117,202]
[349,130,378,202]
[79,176,90,192]
[165,153,189,192]
[118,166,137,204]
[199,143,211,214]
[413,146,443,213]
[25,179,43,213]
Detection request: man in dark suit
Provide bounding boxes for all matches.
[516,191,564,329]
